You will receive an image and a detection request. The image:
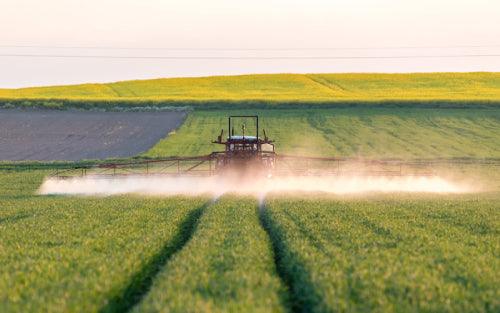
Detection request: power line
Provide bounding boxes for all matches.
[0,54,499,60]
[1,45,500,51]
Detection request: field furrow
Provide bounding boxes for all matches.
[0,195,208,313]
[133,195,288,313]
[263,195,500,313]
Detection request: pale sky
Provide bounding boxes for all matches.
[1,0,499,87]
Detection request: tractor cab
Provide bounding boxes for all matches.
[227,135,259,152]
[212,115,275,173]
[213,116,274,153]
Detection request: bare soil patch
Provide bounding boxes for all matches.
[0,109,186,161]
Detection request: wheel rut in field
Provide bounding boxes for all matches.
[0,213,33,225]
[258,200,321,313]
[99,200,212,313]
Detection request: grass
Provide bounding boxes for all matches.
[0,169,499,312]
[1,88,499,312]
[1,73,499,104]
[263,193,500,312]
[134,196,287,312]
[144,108,500,159]
[0,170,209,313]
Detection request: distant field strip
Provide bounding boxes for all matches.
[1,73,499,101]
[145,108,500,159]
[263,195,500,313]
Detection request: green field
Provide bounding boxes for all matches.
[145,108,500,159]
[1,73,500,312]
[134,196,287,312]
[1,169,499,312]
[264,194,500,312]
[1,73,500,103]
[1,106,499,312]
[0,171,209,312]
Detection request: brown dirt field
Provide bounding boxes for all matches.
[0,109,186,161]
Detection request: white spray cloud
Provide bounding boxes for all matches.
[38,174,470,196]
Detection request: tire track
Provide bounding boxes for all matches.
[305,74,349,94]
[258,199,321,313]
[0,213,33,225]
[99,200,212,313]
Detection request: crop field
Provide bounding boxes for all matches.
[0,170,210,312]
[145,108,500,159]
[2,106,498,162]
[1,73,500,103]
[1,167,499,312]
[134,196,286,312]
[263,194,499,312]
[1,84,499,312]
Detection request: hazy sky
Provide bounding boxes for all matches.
[1,0,499,87]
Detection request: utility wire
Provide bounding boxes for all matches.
[0,54,499,60]
[1,45,500,51]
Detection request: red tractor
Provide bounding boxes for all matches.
[211,115,276,176]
